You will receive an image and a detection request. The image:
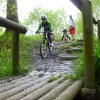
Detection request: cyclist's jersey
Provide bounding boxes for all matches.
[37,21,52,32]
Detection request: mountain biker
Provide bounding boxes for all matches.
[61,29,70,41]
[36,15,54,46]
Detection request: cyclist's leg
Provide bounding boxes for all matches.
[47,32,54,46]
[61,34,64,41]
[47,32,52,43]
[67,34,71,40]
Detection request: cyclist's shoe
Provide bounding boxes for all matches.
[50,43,54,47]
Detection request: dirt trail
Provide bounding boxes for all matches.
[30,41,77,76]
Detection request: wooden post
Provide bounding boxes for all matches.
[82,0,95,89]
[0,17,27,75]
[98,20,100,41]
[12,32,20,75]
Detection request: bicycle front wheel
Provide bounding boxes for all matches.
[40,41,48,59]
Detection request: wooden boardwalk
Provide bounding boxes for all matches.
[0,41,84,100]
[0,74,83,100]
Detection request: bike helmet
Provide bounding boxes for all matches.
[41,15,47,20]
[63,29,67,32]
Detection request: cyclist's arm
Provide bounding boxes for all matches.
[36,23,42,33]
[47,22,52,32]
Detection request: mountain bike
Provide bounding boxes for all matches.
[39,32,53,59]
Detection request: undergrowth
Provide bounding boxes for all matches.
[72,53,84,80]
[0,32,42,77]
[72,38,100,82]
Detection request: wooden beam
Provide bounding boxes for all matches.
[70,0,97,25]
[0,16,27,34]
[70,0,82,11]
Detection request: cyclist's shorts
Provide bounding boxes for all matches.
[69,27,75,35]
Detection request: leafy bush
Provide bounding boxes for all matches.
[48,76,58,82]
[94,42,100,80]
[73,40,100,81]
[73,53,84,79]
[0,32,42,77]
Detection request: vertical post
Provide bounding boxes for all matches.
[82,0,95,88]
[12,32,20,75]
[98,20,100,41]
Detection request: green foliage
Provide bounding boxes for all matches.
[94,42,100,79]
[0,33,12,77]
[0,32,42,77]
[22,7,68,34]
[72,38,100,80]
[0,27,3,36]
[18,34,42,74]
[92,0,100,19]
[0,40,12,77]
[75,13,83,39]
[73,53,84,79]
[48,76,58,82]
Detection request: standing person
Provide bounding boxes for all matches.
[69,15,75,41]
[61,29,70,42]
[36,15,54,46]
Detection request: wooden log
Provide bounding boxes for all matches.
[0,76,38,93]
[0,76,21,84]
[20,77,64,100]
[6,80,48,100]
[0,75,51,100]
[0,16,27,34]
[55,80,83,100]
[39,79,72,100]
[0,76,23,88]
[0,75,33,85]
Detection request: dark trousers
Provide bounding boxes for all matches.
[43,32,52,43]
